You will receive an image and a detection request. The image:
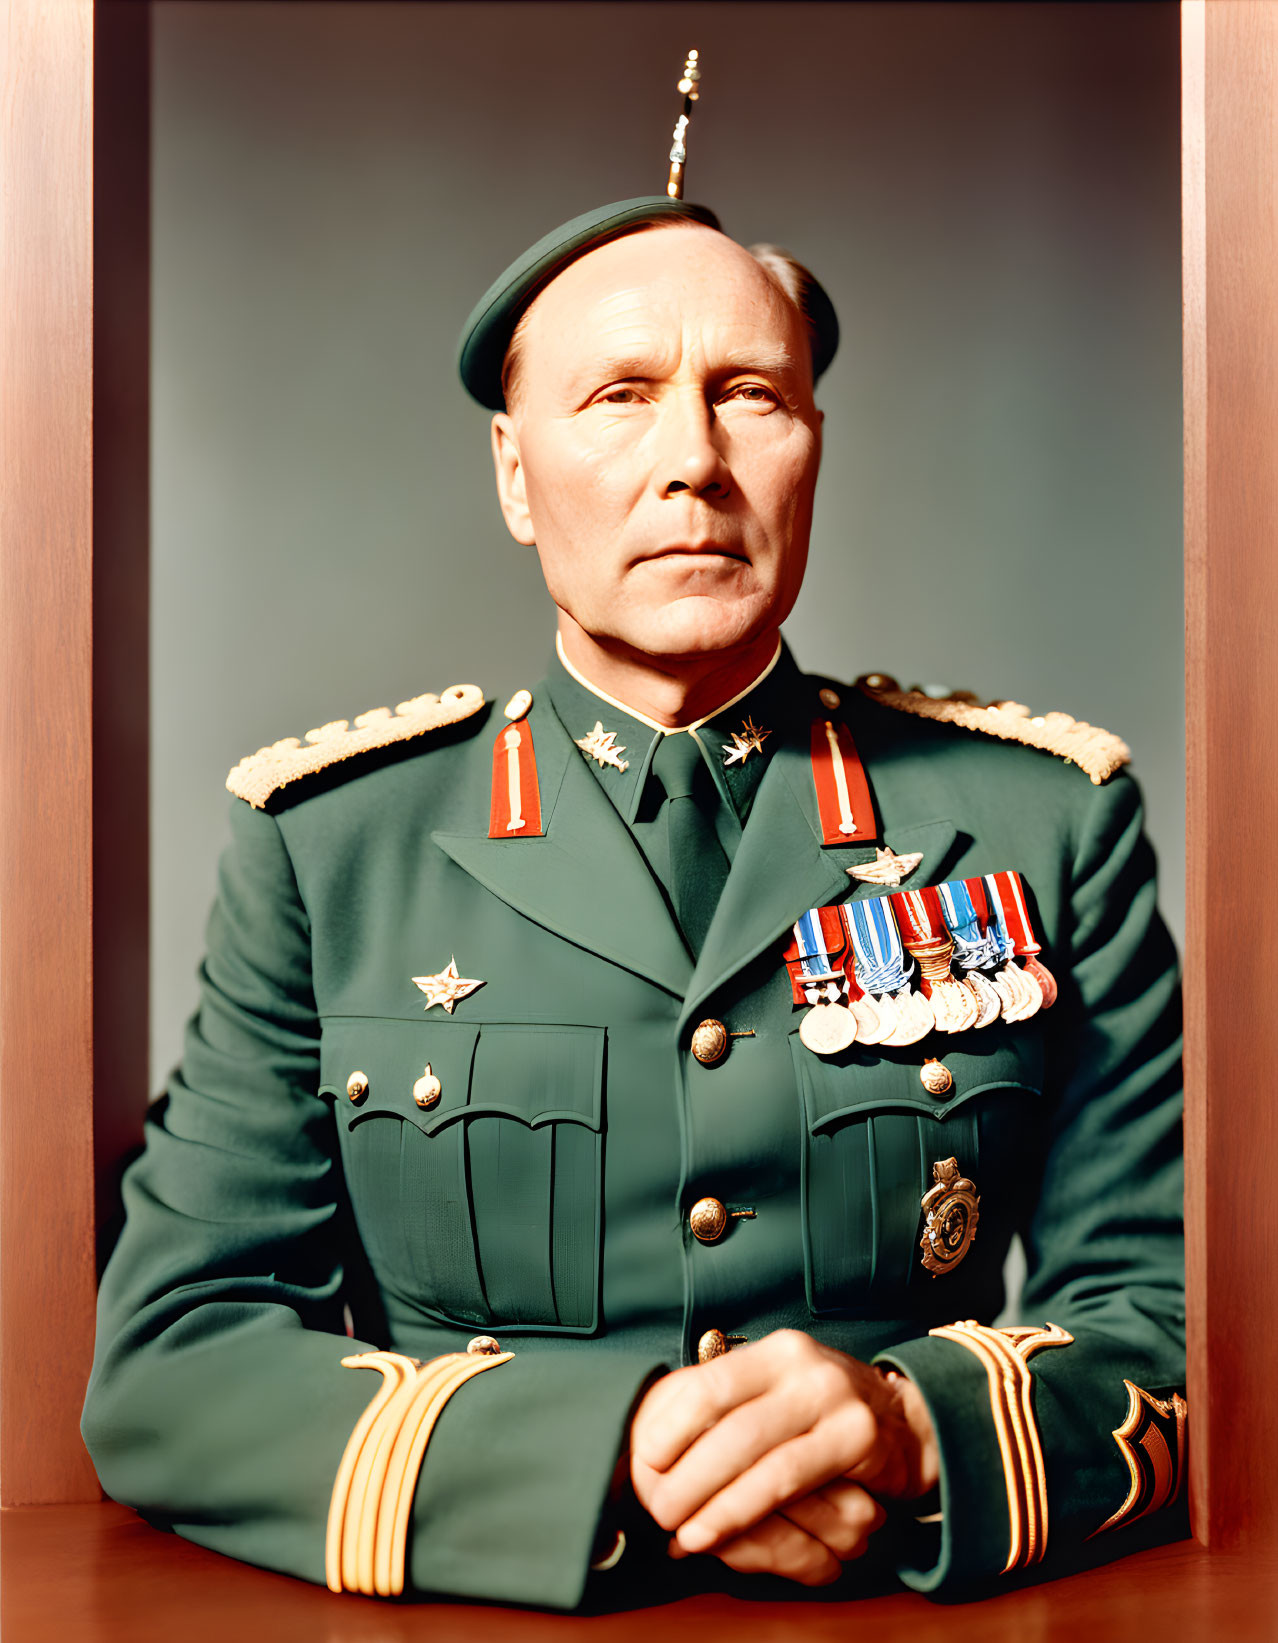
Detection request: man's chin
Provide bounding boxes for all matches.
[609,595,778,662]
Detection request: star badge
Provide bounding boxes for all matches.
[575,722,629,772]
[846,846,924,887]
[412,957,485,1014]
[722,716,771,767]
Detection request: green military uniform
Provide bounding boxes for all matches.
[82,641,1185,1606]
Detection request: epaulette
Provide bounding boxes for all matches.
[227,683,487,809]
[856,673,1130,786]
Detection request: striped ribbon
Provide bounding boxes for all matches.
[845,896,913,994]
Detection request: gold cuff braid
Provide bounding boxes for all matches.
[326,1347,514,1596]
[928,1320,1072,1573]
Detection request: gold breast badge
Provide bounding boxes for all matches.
[919,1157,980,1276]
[575,722,630,772]
[846,847,924,888]
[411,958,485,1015]
[722,717,771,767]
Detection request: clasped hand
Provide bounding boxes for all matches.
[628,1329,938,1586]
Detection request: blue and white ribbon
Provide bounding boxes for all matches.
[846,897,913,995]
[982,873,1017,964]
[938,880,1001,970]
[793,908,843,984]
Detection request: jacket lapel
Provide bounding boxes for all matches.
[680,738,963,1031]
[433,707,694,999]
[433,682,966,1016]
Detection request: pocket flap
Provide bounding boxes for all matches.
[321,1016,480,1137]
[321,1017,604,1137]
[436,1023,603,1134]
[793,1023,1044,1135]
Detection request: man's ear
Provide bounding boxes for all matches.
[491,413,536,546]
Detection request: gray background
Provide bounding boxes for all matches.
[152,0,1184,1089]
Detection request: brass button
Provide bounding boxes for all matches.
[346,1070,369,1104]
[503,688,533,721]
[690,1197,728,1242]
[467,1334,502,1356]
[697,1328,748,1363]
[413,1063,442,1109]
[819,687,841,710]
[691,1019,729,1065]
[858,672,900,693]
[920,1058,954,1097]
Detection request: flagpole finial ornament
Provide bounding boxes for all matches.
[667,49,702,199]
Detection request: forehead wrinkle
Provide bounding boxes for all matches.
[524,248,809,404]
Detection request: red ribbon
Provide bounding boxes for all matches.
[989,870,1040,954]
[782,905,849,1005]
[994,870,1058,1007]
[890,885,948,944]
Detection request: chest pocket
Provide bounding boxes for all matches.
[792,1025,1047,1316]
[322,1016,604,1333]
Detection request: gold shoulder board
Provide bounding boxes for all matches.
[856,674,1130,786]
[227,683,487,809]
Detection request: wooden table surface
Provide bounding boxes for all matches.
[3,1502,1275,1643]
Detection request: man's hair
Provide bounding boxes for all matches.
[500,217,827,413]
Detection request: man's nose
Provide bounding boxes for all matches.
[657,395,731,500]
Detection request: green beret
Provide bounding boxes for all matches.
[456,195,839,410]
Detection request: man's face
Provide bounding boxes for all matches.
[491,224,823,663]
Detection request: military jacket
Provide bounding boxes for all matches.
[82,647,1185,1607]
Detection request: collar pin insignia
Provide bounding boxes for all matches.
[576,722,630,772]
[722,716,771,767]
[412,957,485,1015]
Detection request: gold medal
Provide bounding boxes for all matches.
[799,1001,859,1056]
[867,989,901,1042]
[929,975,980,1033]
[995,961,1042,1022]
[882,986,934,1047]
[895,910,977,1035]
[919,1157,981,1276]
[848,994,886,1044]
[962,970,1003,1028]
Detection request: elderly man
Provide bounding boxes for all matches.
[82,192,1185,1607]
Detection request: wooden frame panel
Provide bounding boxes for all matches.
[0,0,150,1505]
[1182,0,1278,1551]
[0,0,100,1506]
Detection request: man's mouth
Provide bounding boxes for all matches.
[641,544,749,564]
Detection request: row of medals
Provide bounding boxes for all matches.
[798,935,1051,1057]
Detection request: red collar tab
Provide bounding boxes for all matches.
[810,718,878,846]
[488,715,543,839]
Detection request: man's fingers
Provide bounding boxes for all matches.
[693,1513,843,1587]
[780,1480,887,1562]
[672,1418,875,1552]
[638,1386,828,1531]
[630,1334,814,1473]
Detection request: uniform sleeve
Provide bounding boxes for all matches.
[875,770,1185,1592]
[81,798,665,1608]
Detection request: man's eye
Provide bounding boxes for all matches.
[725,384,776,405]
[599,387,642,405]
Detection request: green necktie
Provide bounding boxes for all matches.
[650,732,731,956]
